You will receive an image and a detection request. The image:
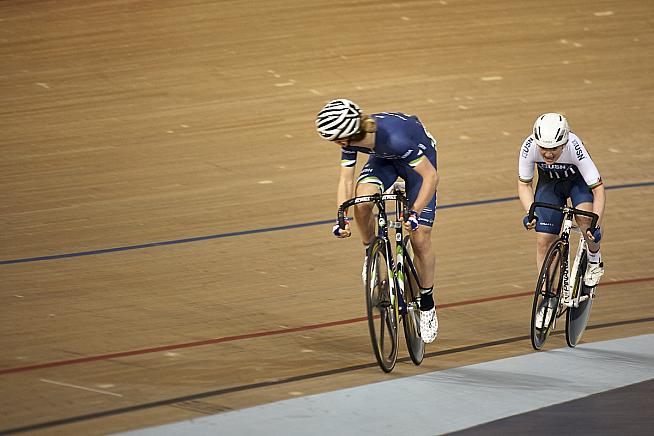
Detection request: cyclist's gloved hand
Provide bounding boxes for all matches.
[523,214,537,230]
[404,210,420,232]
[587,226,602,243]
[332,218,352,238]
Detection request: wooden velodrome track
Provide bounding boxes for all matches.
[2,0,653,434]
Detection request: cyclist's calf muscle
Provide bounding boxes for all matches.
[411,226,435,288]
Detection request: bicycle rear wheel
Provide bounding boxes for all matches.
[401,236,425,365]
[531,239,564,350]
[365,238,399,372]
[566,251,594,347]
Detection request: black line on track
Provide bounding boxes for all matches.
[2,316,653,435]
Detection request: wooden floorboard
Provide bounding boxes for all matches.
[1,0,653,434]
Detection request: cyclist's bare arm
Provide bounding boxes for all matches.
[337,165,356,209]
[334,165,356,238]
[590,183,605,227]
[518,179,534,212]
[582,183,605,241]
[518,179,537,229]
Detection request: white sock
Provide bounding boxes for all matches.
[587,248,601,264]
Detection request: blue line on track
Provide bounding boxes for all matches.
[2,181,653,265]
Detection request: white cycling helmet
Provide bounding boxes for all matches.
[316,99,362,140]
[533,113,569,148]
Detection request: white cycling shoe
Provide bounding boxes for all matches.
[420,307,438,343]
[584,262,604,287]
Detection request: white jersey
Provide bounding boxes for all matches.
[518,132,602,188]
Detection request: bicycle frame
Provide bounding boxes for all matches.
[528,202,599,350]
[338,190,421,318]
[529,202,598,308]
[567,229,593,308]
[530,202,598,304]
[338,187,427,370]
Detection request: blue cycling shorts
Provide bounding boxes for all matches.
[534,175,594,234]
[356,156,436,227]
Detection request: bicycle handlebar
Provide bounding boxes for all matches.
[337,192,408,230]
[528,202,599,233]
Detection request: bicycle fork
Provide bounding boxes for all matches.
[562,225,596,308]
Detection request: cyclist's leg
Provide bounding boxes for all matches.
[573,202,599,252]
[404,167,437,289]
[404,166,438,342]
[353,183,380,246]
[536,232,559,270]
[570,180,600,254]
[534,178,566,271]
[570,180,604,286]
[410,226,438,342]
[353,157,397,245]
[409,226,435,287]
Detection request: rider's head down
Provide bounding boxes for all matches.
[316,99,362,141]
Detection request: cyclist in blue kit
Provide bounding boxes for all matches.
[316,99,439,343]
[518,113,605,298]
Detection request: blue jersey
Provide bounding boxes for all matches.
[340,112,437,169]
[338,112,439,226]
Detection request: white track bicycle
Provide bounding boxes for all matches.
[528,202,600,350]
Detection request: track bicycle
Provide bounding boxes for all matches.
[337,185,425,372]
[528,202,600,350]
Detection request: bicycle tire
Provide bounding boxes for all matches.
[531,239,565,350]
[365,238,399,372]
[566,250,593,347]
[401,236,425,365]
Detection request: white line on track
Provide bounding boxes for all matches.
[40,379,123,397]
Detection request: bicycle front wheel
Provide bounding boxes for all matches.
[566,250,593,347]
[531,239,565,350]
[366,238,399,372]
[401,236,425,365]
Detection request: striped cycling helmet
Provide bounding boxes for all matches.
[533,113,569,148]
[315,99,362,141]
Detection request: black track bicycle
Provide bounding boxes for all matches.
[337,185,425,372]
[528,202,600,350]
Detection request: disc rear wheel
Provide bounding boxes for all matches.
[566,251,594,347]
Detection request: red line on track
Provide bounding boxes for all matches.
[2,276,653,376]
